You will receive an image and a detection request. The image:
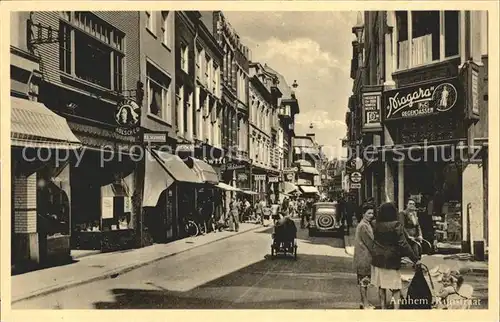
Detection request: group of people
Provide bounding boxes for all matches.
[353,199,425,310]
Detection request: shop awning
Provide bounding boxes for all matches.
[294,159,312,167]
[300,166,319,175]
[143,149,201,207]
[10,97,81,149]
[153,150,202,184]
[215,182,241,192]
[283,182,299,194]
[241,190,259,195]
[186,157,219,184]
[299,185,320,194]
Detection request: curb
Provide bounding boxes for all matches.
[12,224,267,304]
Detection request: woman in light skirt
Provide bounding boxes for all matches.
[371,202,420,309]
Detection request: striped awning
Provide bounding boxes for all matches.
[299,185,320,194]
[187,157,219,184]
[11,97,81,149]
[215,182,241,192]
[300,166,319,175]
[283,182,299,194]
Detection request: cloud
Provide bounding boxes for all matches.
[295,109,346,130]
[223,11,358,159]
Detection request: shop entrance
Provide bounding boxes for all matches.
[403,160,462,249]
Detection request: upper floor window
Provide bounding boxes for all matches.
[161,11,171,48]
[146,11,155,34]
[59,12,125,91]
[396,11,459,70]
[146,62,172,122]
[180,43,189,73]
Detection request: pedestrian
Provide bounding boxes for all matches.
[399,198,424,258]
[371,202,420,309]
[230,196,240,232]
[255,198,264,225]
[353,203,376,309]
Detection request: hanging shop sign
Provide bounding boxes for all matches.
[350,171,362,183]
[383,77,461,120]
[221,162,245,171]
[115,99,141,135]
[461,61,481,121]
[254,174,266,181]
[268,176,279,183]
[143,132,167,144]
[350,183,361,189]
[361,85,383,132]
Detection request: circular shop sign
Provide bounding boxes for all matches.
[350,172,362,183]
[432,83,458,112]
[115,99,141,127]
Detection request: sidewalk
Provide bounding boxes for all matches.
[12,222,268,303]
[344,233,488,274]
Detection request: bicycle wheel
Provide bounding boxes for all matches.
[185,220,199,237]
[199,221,207,235]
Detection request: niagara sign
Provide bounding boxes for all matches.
[383,78,461,120]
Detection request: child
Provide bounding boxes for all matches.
[353,203,376,309]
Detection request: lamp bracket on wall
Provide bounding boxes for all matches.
[27,15,67,52]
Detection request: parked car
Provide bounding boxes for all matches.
[308,201,346,237]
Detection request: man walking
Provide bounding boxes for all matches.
[230,196,240,232]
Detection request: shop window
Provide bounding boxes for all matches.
[36,174,70,237]
[396,11,460,70]
[146,61,172,121]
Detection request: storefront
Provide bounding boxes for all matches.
[142,148,202,243]
[69,140,139,253]
[11,97,81,271]
[375,72,486,252]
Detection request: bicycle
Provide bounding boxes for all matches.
[183,215,207,237]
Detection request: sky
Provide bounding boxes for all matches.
[224,11,357,160]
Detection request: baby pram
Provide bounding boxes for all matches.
[401,259,475,309]
[271,216,298,260]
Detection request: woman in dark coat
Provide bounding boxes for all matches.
[371,202,420,309]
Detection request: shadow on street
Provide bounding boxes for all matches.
[93,253,355,309]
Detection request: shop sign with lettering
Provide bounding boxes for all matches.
[268,176,279,183]
[383,77,461,120]
[462,61,480,121]
[361,85,383,132]
[254,174,266,181]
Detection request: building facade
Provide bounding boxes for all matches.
[292,125,321,196]
[212,11,251,194]
[11,11,143,271]
[347,11,489,257]
[248,62,281,202]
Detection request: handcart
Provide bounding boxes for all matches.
[271,217,298,260]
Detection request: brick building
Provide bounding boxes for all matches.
[10,11,142,270]
[347,11,489,257]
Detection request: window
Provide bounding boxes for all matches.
[146,62,172,121]
[176,85,184,133]
[59,13,124,92]
[161,11,171,47]
[396,11,460,70]
[180,43,189,73]
[146,11,155,34]
[74,32,112,88]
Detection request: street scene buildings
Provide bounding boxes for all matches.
[7,9,491,311]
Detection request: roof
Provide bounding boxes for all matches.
[263,64,293,99]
